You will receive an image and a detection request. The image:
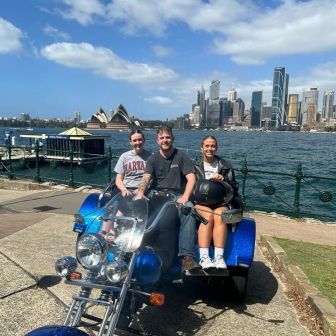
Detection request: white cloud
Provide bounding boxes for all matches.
[105,0,252,36]
[59,0,106,25]
[152,45,173,57]
[0,17,24,54]
[43,24,70,40]
[57,0,252,35]
[41,42,178,87]
[288,61,336,97]
[213,0,336,64]
[57,0,336,64]
[144,96,173,104]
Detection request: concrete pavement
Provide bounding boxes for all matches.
[0,185,334,335]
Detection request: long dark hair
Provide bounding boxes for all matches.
[129,129,145,140]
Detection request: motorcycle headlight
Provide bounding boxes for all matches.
[76,234,107,270]
[105,260,128,283]
[55,256,77,277]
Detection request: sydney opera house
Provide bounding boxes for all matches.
[87,104,140,130]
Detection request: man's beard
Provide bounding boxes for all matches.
[160,143,172,151]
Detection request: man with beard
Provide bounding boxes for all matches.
[136,126,201,273]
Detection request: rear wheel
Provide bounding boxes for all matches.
[229,267,249,301]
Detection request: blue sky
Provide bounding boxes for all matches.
[1,0,336,121]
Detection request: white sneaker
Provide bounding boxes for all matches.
[214,256,227,269]
[199,255,215,269]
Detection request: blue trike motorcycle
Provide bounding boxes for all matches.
[26,182,256,336]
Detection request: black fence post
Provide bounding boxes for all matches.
[107,145,112,183]
[294,162,303,215]
[7,141,13,179]
[241,158,248,208]
[69,149,74,188]
[34,139,41,182]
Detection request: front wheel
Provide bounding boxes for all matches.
[25,325,89,336]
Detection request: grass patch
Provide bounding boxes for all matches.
[274,238,336,307]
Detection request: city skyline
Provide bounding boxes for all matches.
[2,1,336,121]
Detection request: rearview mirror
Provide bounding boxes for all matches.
[221,209,243,224]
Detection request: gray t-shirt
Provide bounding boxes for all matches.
[114,149,152,189]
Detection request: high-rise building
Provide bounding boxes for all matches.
[219,98,232,125]
[20,113,31,121]
[74,111,81,123]
[193,105,201,126]
[176,114,190,130]
[271,67,289,128]
[197,86,206,125]
[206,99,221,127]
[288,94,299,124]
[209,80,220,100]
[300,88,319,125]
[322,91,334,120]
[261,104,272,119]
[228,88,237,101]
[232,98,245,124]
[251,91,262,127]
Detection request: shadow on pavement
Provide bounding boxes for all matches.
[136,260,279,335]
[0,191,88,214]
[37,275,62,288]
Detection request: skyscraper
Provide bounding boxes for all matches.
[228,88,237,101]
[193,105,201,126]
[271,67,289,128]
[197,85,206,125]
[232,98,245,124]
[209,80,220,100]
[288,94,299,124]
[74,111,81,123]
[251,91,262,127]
[322,91,334,120]
[206,99,220,127]
[300,88,319,125]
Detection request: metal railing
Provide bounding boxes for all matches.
[181,148,336,221]
[0,143,335,221]
[0,141,118,188]
[237,159,336,221]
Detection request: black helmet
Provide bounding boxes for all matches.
[193,179,234,206]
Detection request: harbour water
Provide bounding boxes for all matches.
[1,127,335,220]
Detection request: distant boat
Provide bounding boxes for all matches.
[26,128,34,131]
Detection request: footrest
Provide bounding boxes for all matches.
[184,268,229,277]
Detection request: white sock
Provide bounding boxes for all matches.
[214,247,224,259]
[199,247,209,258]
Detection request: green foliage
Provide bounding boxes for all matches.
[0,118,87,129]
[140,119,176,129]
[0,118,176,130]
[274,238,336,306]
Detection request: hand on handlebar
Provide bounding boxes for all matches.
[176,195,188,204]
[179,204,209,225]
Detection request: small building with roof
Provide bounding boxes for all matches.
[20,126,109,165]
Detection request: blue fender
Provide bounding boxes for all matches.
[195,217,256,268]
[26,325,89,336]
[73,193,109,234]
[225,217,256,268]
